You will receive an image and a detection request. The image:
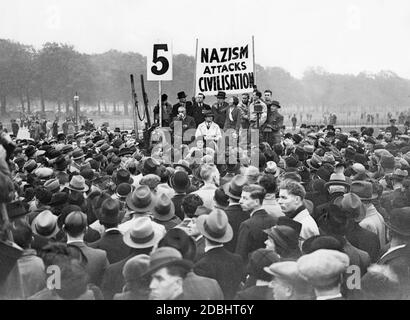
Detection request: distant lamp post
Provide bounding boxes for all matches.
[74,93,79,131]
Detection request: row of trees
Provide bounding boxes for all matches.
[1,38,410,117]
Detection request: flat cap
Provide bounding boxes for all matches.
[297,249,349,287]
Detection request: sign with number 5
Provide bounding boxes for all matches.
[147,42,173,81]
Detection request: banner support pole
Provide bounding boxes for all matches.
[252,35,256,86]
[193,38,198,97]
[159,80,162,127]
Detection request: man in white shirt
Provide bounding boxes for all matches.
[195,110,222,143]
[191,164,220,209]
[278,180,319,246]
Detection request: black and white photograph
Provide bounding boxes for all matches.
[1,0,410,303]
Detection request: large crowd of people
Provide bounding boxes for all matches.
[1,87,410,301]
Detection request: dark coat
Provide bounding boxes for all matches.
[183,271,224,300]
[235,209,276,262]
[223,106,241,131]
[235,285,273,300]
[68,241,109,287]
[89,229,131,264]
[192,102,211,126]
[101,248,153,300]
[194,247,244,300]
[346,222,381,263]
[171,193,186,221]
[211,102,229,129]
[377,244,410,298]
[172,101,194,118]
[224,204,250,253]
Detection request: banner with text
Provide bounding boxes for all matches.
[195,39,255,96]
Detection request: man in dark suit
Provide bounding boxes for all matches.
[170,106,196,144]
[377,207,410,298]
[89,198,130,264]
[211,91,229,129]
[223,175,250,253]
[194,208,244,299]
[100,216,163,300]
[172,91,193,118]
[192,93,211,126]
[63,211,109,287]
[236,184,276,263]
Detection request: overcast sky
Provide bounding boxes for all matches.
[1,0,410,78]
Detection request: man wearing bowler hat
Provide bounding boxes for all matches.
[172,91,193,118]
[377,207,410,298]
[89,198,130,264]
[194,208,244,299]
[223,175,250,253]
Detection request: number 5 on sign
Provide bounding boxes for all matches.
[147,42,173,81]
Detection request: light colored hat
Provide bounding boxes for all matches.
[43,179,60,193]
[352,163,366,174]
[264,261,309,286]
[392,168,408,178]
[31,210,59,239]
[34,167,54,179]
[297,249,350,287]
[196,208,233,243]
[123,217,164,249]
[63,175,89,192]
[265,161,280,177]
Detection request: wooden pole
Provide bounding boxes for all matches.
[252,36,256,86]
[159,80,162,127]
[193,38,199,96]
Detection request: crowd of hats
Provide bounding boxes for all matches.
[2,118,410,300]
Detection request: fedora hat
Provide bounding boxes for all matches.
[264,161,280,177]
[143,246,193,277]
[34,167,54,179]
[194,205,212,217]
[173,160,192,175]
[44,179,60,193]
[114,169,134,185]
[196,208,233,243]
[351,181,377,201]
[126,185,155,213]
[158,228,197,261]
[264,225,301,250]
[333,193,366,222]
[122,255,151,283]
[24,159,39,173]
[72,149,85,161]
[215,91,226,99]
[385,207,410,237]
[31,210,59,239]
[143,157,160,175]
[152,193,176,222]
[271,100,281,109]
[6,201,27,220]
[303,144,315,154]
[306,153,322,171]
[49,192,68,207]
[177,91,188,99]
[63,175,89,192]
[123,217,164,249]
[170,171,191,193]
[99,198,120,225]
[223,175,247,200]
[324,174,350,190]
[115,183,133,199]
[80,168,97,182]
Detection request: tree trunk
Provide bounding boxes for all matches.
[20,94,25,114]
[65,100,70,115]
[113,102,116,114]
[98,100,101,115]
[0,95,6,116]
[104,101,108,113]
[40,89,45,113]
[124,101,129,116]
[57,101,61,114]
[26,90,31,113]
